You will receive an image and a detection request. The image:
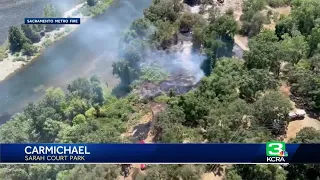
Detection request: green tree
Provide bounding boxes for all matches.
[20,24,41,43]
[129,18,153,38]
[56,165,119,180]
[28,164,61,180]
[212,14,237,38]
[81,118,125,143]
[63,97,91,120]
[225,165,287,180]
[43,4,59,31]
[87,0,97,6]
[155,105,186,132]
[90,76,104,106]
[112,59,138,85]
[290,127,320,143]
[8,26,29,53]
[241,12,265,37]
[244,30,282,77]
[0,114,29,143]
[267,0,291,7]
[240,0,267,37]
[177,92,210,127]
[224,167,243,180]
[22,43,38,56]
[72,114,86,125]
[285,127,320,180]
[0,165,29,180]
[291,0,320,36]
[239,69,278,101]
[242,0,267,15]
[307,27,320,57]
[207,6,221,23]
[287,59,312,84]
[200,16,238,75]
[0,76,130,178]
[289,59,320,109]
[40,88,65,114]
[43,4,58,18]
[206,99,252,143]
[100,97,134,121]
[253,91,291,135]
[281,33,309,64]
[159,124,187,143]
[67,78,93,100]
[143,165,203,180]
[31,24,45,33]
[143,0,181,23]
[275,16,295,39]
[310,54,320,73]
[192,22,206,50]
[24,102,64,142]
[197,57,244,101]
[178,12,205,33]
[152,20,179,48]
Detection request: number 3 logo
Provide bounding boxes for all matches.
[268,143,283,156]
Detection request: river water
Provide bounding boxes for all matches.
[0,0,81,45]
[0,0,152,123]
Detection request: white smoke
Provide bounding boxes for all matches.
[141,39,205,83]
[190,5,200,14]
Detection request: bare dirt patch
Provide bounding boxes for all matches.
[202,172,224,180]
[285,116,320,142]
[215,0,243,15]
[121,110,153,142]
[234,35,249,51]
[118,103,166,179]
[263,6,291,30]
[275,6,291,16]
[123,102,166,143]
[280,83,291,97]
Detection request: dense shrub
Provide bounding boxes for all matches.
[22,43,38,56]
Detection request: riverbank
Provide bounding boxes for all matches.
[0,0,113,82]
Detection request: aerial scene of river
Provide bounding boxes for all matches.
[0,0,152,123]
[0,0,80,44]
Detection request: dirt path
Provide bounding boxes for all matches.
[266,6,291,16]
[280,84,320,142]
[263,6,291,31]
[118,103,165,179]
[285,116,320,142]
[202,172,223,180]
[231,0,248,52]
[234,5,291,51]
[234,35,249,51]
[120,101,226,180]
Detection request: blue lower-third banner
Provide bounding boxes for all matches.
[0,143,319,164]
[25,18,80,24]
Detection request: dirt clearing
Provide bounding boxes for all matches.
[234,35,249,51]
[280,83,320,142]
[263,6,291,30]
[202,172,223,180]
